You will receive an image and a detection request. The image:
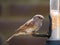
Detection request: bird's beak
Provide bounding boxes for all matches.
[42,17,47,22]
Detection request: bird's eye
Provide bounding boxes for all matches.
[38,17,42,19]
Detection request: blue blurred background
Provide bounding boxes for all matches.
[0,0,49,45]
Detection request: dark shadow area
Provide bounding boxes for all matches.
[7,36,47,45]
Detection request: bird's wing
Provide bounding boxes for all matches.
[6,19,35,42]
[14,19,36,34]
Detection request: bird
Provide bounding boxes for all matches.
[6,14,44,42]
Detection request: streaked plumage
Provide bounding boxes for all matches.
[7,14,44,42]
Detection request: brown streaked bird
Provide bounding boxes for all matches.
[7,14,44,42]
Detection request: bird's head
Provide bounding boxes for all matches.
[33,14,44,22]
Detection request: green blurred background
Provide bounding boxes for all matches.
[0,0,49,45]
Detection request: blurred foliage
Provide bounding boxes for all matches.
[0,0,49,16]
[1,0,49,5]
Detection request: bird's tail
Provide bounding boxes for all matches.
[6,32,27,42]
[6,34,16,42]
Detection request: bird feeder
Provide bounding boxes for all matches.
[49,0,60,40]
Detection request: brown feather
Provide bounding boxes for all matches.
[14,19,36,34]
